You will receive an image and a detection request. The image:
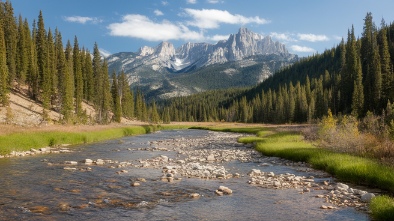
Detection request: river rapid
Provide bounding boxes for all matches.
[0,129,370,220]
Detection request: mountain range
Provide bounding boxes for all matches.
[107,27,298,100]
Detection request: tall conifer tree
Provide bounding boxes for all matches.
[62,40,74,123]
[28,20,39,100]
[101,59,112,124]
[1,1,17,85]
[352,56,364,117]
[119,70,134,119]
[73,36,83,117]
[0,20,9,106]
[111,71,121,123]
[379,19,393,103]
[16,15,29,86]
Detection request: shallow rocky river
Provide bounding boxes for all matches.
[0,129,371,220]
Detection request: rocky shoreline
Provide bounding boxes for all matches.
[33,130,377,213]
[0,144,73,158]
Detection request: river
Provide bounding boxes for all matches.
[0,129,370,220]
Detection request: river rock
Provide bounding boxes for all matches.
[207,154,215,161]
[218,186,233,195]
[176,160,185,164]
[58,203,71,211]
[336,183,349,191]
[137,178,146,182]
[361,193,375,202]
[273,181,281,187]
[215,190,224,196]
[190,193,200,198]
[63,167,77,171]
[248,169,262,176]
[84,159,93,165]
[131,182,140,187]
[161,155,169,162]
[39,147,50,152]
[95,159,105,165]
[64,161,78,165]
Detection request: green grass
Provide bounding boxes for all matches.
[370,195,394,221]
[238,136,267,143]
[201,125,394,219]
[190,126,267,134]
[254,131,394,193]
[0,126,145,155]
[0,124,190,155]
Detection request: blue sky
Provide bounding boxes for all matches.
[10,0,394,57]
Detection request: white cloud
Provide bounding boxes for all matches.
[107,14,204,42]
[290,45,316,53]
[208,34,229,42]
[154,9,164,16]
[187,0,197,4]
[184,8,270,29]
[99,48,111,58]
[270,32,297,42]
[162,1,168,6]
[207,0,222,3]
[297,33,329,42]
[63,16,102,24]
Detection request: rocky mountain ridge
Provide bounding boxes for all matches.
[107,28,298,100]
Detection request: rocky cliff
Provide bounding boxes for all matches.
[107,28,297,100]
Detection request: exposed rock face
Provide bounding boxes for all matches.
[109,27,294,73]
[107,28,297,100]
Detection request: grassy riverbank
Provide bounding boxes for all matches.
[0,124,189,155]
[196,125,394,220]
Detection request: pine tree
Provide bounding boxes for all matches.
[36,10,52,120]
[308,94,316,122]
[315,77,326,118]
[162,107,171,124]
[361,13,375,77]
[239,96,248,123]
[62,40,74,123]
[341,26,358,113]
[83,49,94,102]
[0,20,9,106]
[119,70,134,119]
[28,20,39,100]
[16,15,29,86]
[379,19,393,104]
[92,43,104,122]
[1,1,17,85]
[150,99,160,124]
[111,71,121,123]
[371,34,382,110]
[352,56,364,117]
[135,88,143,120]
[54,29,64,110]
[73,36,83,117]
[100,59,112,124]
[305,75,312,105]
[47,28,56,106]
[288,82,295,122]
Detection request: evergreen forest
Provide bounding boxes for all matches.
[161,12,394,124]
[2,0,394,126]
[0,1,159,124]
